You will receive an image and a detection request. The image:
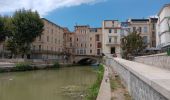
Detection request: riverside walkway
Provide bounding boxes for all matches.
[96,65,111,100]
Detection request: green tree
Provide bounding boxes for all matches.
[121,32,146,59]
[11,9,44,58]
[0,16,6,43]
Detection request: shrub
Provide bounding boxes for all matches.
[86,64,104,100]
[53,61,60,68]
[15,62,32,71]
[167,49,170,56]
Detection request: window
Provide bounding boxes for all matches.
[70,37,72,42]
[97,42,102,48]
[109,37,112,43]
[51,29,53,34]
[97,49,100,55]
[47,36,49,42]
[77,38,78,41]
[109,29,112,33]
[90,44,92,47]
[39,45,41,51]
[90,50,92,54]
[152,24,155,30]
[138,27,142,33]
[96,35,100,41]
[77,50,79,54]
[85,43,86,47]
[55,39,57,43]
[143,36,148,44]
[114,29,117,33]
[152,32,155,37]
[114,37,117,43]
[90,29,97,32]
[144,26,148,33]
[90,37,92,41]
[81,44,83,47]
[84,50,86,55]
[70,43,72,47]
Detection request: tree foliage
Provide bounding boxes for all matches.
[0,16,11,43]
[121,32,146,59]
[4,9,44,57]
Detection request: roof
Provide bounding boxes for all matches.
[74,25,90,27]
[130,19,149,22]
[158,3,170,16]
[41,18,64,29]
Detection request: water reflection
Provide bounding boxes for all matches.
[0,66,97,100]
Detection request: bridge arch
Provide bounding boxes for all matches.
[73,55,102,65]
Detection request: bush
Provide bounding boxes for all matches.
[15,62,32,71]
[53,61,60,68]
[86,64,104,100]
[167,49,170,56]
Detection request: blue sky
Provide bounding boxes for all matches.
[0,0,170,31]
[45,0,170,30]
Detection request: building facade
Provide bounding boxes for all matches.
[63,28,75,55]
[128,18,157,48]
[102,20,121,57]
[74,25,102,56]
[157,4,170,50]
[31,18,64,59]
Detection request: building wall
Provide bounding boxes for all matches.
[102,20,121,57]
[74,26,89,55]
[157,4,170,49]
[74,26,102,56]
[63,28,75,55]
[128,19,151,48]
[31,18,64,59]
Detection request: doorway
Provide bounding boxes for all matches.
[111,47,115,54]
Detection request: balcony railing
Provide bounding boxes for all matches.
[106,42,120,46]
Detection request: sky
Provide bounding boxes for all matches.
[0,0,170,31]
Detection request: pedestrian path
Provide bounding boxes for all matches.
[96,65,111,100]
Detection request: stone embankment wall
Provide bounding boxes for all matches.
[134,53,170,70]
[106,57,170,100]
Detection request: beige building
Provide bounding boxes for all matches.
[157,4,170,50]
[31,18,64,59]
[102,20,121,57]
[74,25,102,56]
[63,28,75,55]
[128,18,157,48]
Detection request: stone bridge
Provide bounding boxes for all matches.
[73,55,102,65]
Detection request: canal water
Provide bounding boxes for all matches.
[0,66,97,100]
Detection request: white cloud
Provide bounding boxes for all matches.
[0,0,106,16]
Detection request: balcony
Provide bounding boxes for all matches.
[106,42,120,46]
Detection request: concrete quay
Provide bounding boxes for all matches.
[111,57,170,100]
[96,65,111,100]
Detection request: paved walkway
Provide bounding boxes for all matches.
[96,65,111,100]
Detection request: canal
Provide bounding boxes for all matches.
[0,66,97,100]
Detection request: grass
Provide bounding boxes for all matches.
[86,64,104,100]
[52,61,60,68]
[14,62,33,71]
[110,76,132,100]
[110,76,122,91]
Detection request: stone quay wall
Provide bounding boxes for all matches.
[106,57,170,100]
[134,53,170,70]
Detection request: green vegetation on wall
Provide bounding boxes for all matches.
[86,64,104,100]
